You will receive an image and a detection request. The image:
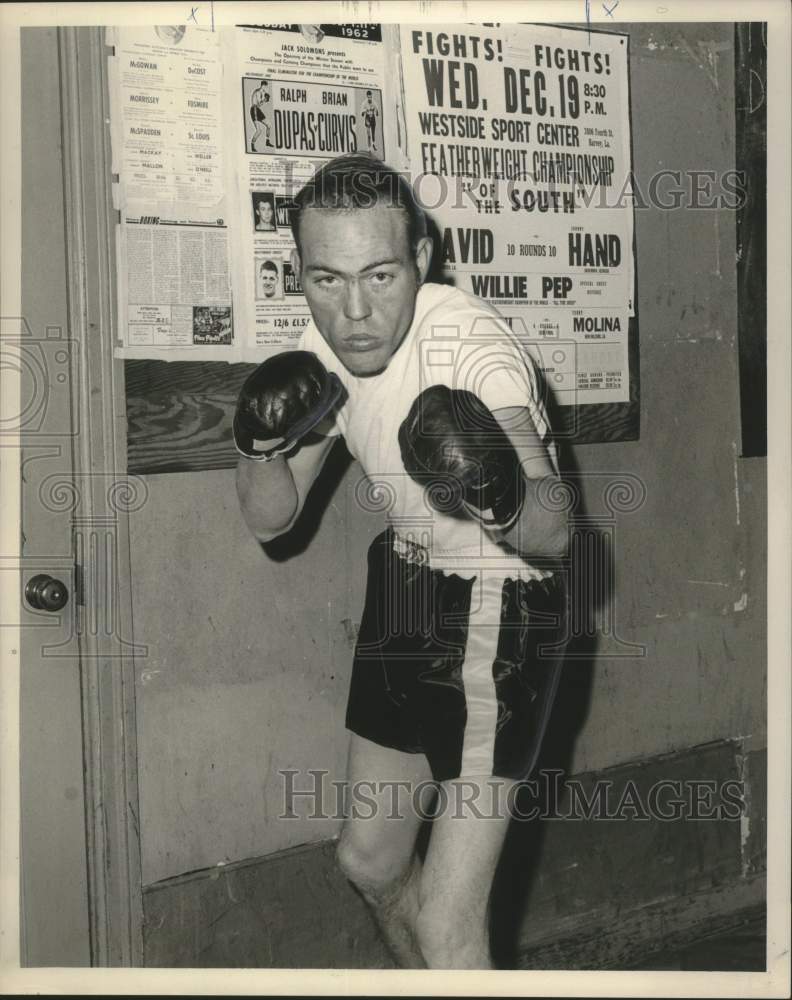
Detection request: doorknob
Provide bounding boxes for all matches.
[25,574,70,612]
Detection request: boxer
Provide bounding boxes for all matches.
[235,154,569,969]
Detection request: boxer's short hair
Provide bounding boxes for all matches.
[290,154,427,255]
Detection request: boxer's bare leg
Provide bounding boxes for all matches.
[415,775,515,969]
[336,734,433,968]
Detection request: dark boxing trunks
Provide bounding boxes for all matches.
[346,529,568,782]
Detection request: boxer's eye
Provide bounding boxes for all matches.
[370,271,393,286]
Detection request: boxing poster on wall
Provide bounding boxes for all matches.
[223,23,388,352]
[110,23,388,360]
[110,20,635,401]
[397,23,634,404]
[109,25,225,205]
[109,24,235,359]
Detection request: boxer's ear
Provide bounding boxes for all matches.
[414,236,433,285]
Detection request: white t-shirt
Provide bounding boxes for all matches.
[298,283,558,580]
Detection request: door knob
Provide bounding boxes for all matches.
[25,574,69,612]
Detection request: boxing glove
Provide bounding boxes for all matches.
[233,350,344,461]
[398,385,525,530]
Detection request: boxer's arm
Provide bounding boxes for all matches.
[236,431,336,542]
[491,405,568,558]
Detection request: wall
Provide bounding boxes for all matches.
[131,21,766,888]
[131,451,382,884]
[562,22,766,772]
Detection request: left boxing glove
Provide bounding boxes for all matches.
[233,350,344,461]
[398,385,525,530]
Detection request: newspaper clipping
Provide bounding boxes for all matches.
[109,24,234,359]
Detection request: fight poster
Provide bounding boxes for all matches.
[109,20,635,393]
[109,25,234,359]
[224,23,387,355]
[398,23,635,404]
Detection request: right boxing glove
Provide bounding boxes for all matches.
[233,350,345,461]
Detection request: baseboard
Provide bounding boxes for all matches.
[142,738,766,969]
[142,839,394,968]
[495,738,767,969]
[517,879,765,970]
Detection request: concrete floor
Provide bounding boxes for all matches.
[626,910,766,971]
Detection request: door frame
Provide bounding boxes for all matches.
[57,25,143,966]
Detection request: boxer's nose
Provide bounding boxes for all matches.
[343,279,372,321]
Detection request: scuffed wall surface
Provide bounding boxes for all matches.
[133,456,383,885]
[558,22,766,773]
[132,22,766,884]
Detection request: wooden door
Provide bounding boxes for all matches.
[15,26,143,966]
[17,24,90,967]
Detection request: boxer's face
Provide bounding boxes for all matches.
[296,204,432,376]
[260,267,278,297]
[257,201,274,225]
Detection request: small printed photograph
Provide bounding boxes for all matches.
[298,24,325,45]
[274,194,298,230]
[255,258,283,301]
[283,254,303,296]
[243,77,274,154]
[192,305,232,345]
[154,25,186,45]
[252,192,278,233]
[356,87,383,156]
